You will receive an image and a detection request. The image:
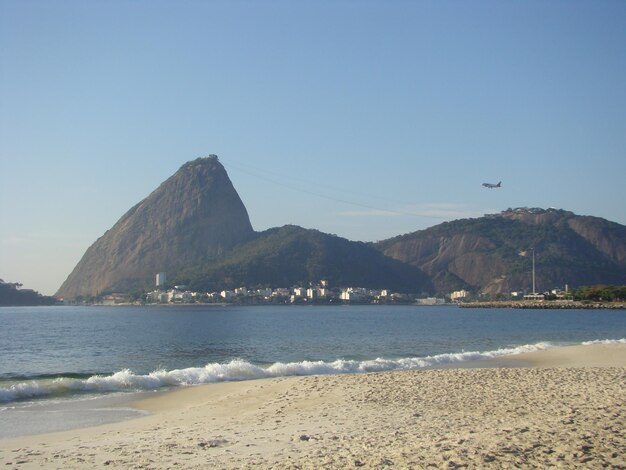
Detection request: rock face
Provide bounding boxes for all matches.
[56,156,255,298]
[377,208,626,295]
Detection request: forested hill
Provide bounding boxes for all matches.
[376,208,626,295]
[176,225,432,294]
[0,280,57,306]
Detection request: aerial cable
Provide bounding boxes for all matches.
[222,159,444,219]
[223,157,407,207]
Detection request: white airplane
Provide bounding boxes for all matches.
[482,181,502,189]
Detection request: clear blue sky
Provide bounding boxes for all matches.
[1,0,625,295]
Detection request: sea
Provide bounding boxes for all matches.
[1,304,625,438]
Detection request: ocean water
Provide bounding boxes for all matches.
[1,304,625,437]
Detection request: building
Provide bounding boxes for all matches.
[220,290,235,300]
[415,297,446,305]
[524,293,545,301]
[340,288,367,302]
[156,272,167,287]
[450,290,469,301]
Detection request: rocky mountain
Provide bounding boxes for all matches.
[57,156,431,298]
[376,208,626,295]
[56,156,255,298]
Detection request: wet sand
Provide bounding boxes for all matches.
[1,344,624,468]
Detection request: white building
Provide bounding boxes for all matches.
[524,293,545,301]
[415,297,446,305]
[340,288,366,302]
[156,272,167,287]
[450,289,469,301]
[221,290,235,300]
[272,288,291,298]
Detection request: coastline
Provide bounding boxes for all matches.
[1,343,624,468]
[459,300,626,309]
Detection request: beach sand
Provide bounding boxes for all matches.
[1,344,624,469]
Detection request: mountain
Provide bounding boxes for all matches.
[57,156,431,298]
[376,208,626,295]
[57,155,625,299]
[178,225,432,293]
[56,156,255,298]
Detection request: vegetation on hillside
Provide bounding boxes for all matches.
[573,285,626,302]
[0,280,58,306]
[173,225,432,294]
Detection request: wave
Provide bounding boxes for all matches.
[582,338,626,345]
[0,339,622,404]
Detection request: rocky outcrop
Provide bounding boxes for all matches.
[566,216,626,264]
[56,156,255,298]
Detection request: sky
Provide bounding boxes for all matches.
[1,0,625,295]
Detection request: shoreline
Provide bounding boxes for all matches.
[459,300,626,309]
[1,344,624,468]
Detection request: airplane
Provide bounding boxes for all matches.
[482,181,502,189]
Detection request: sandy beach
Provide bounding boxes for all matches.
[1,344,624,469]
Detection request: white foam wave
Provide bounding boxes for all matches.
[1,339,619,404]
[582,338,626,345]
